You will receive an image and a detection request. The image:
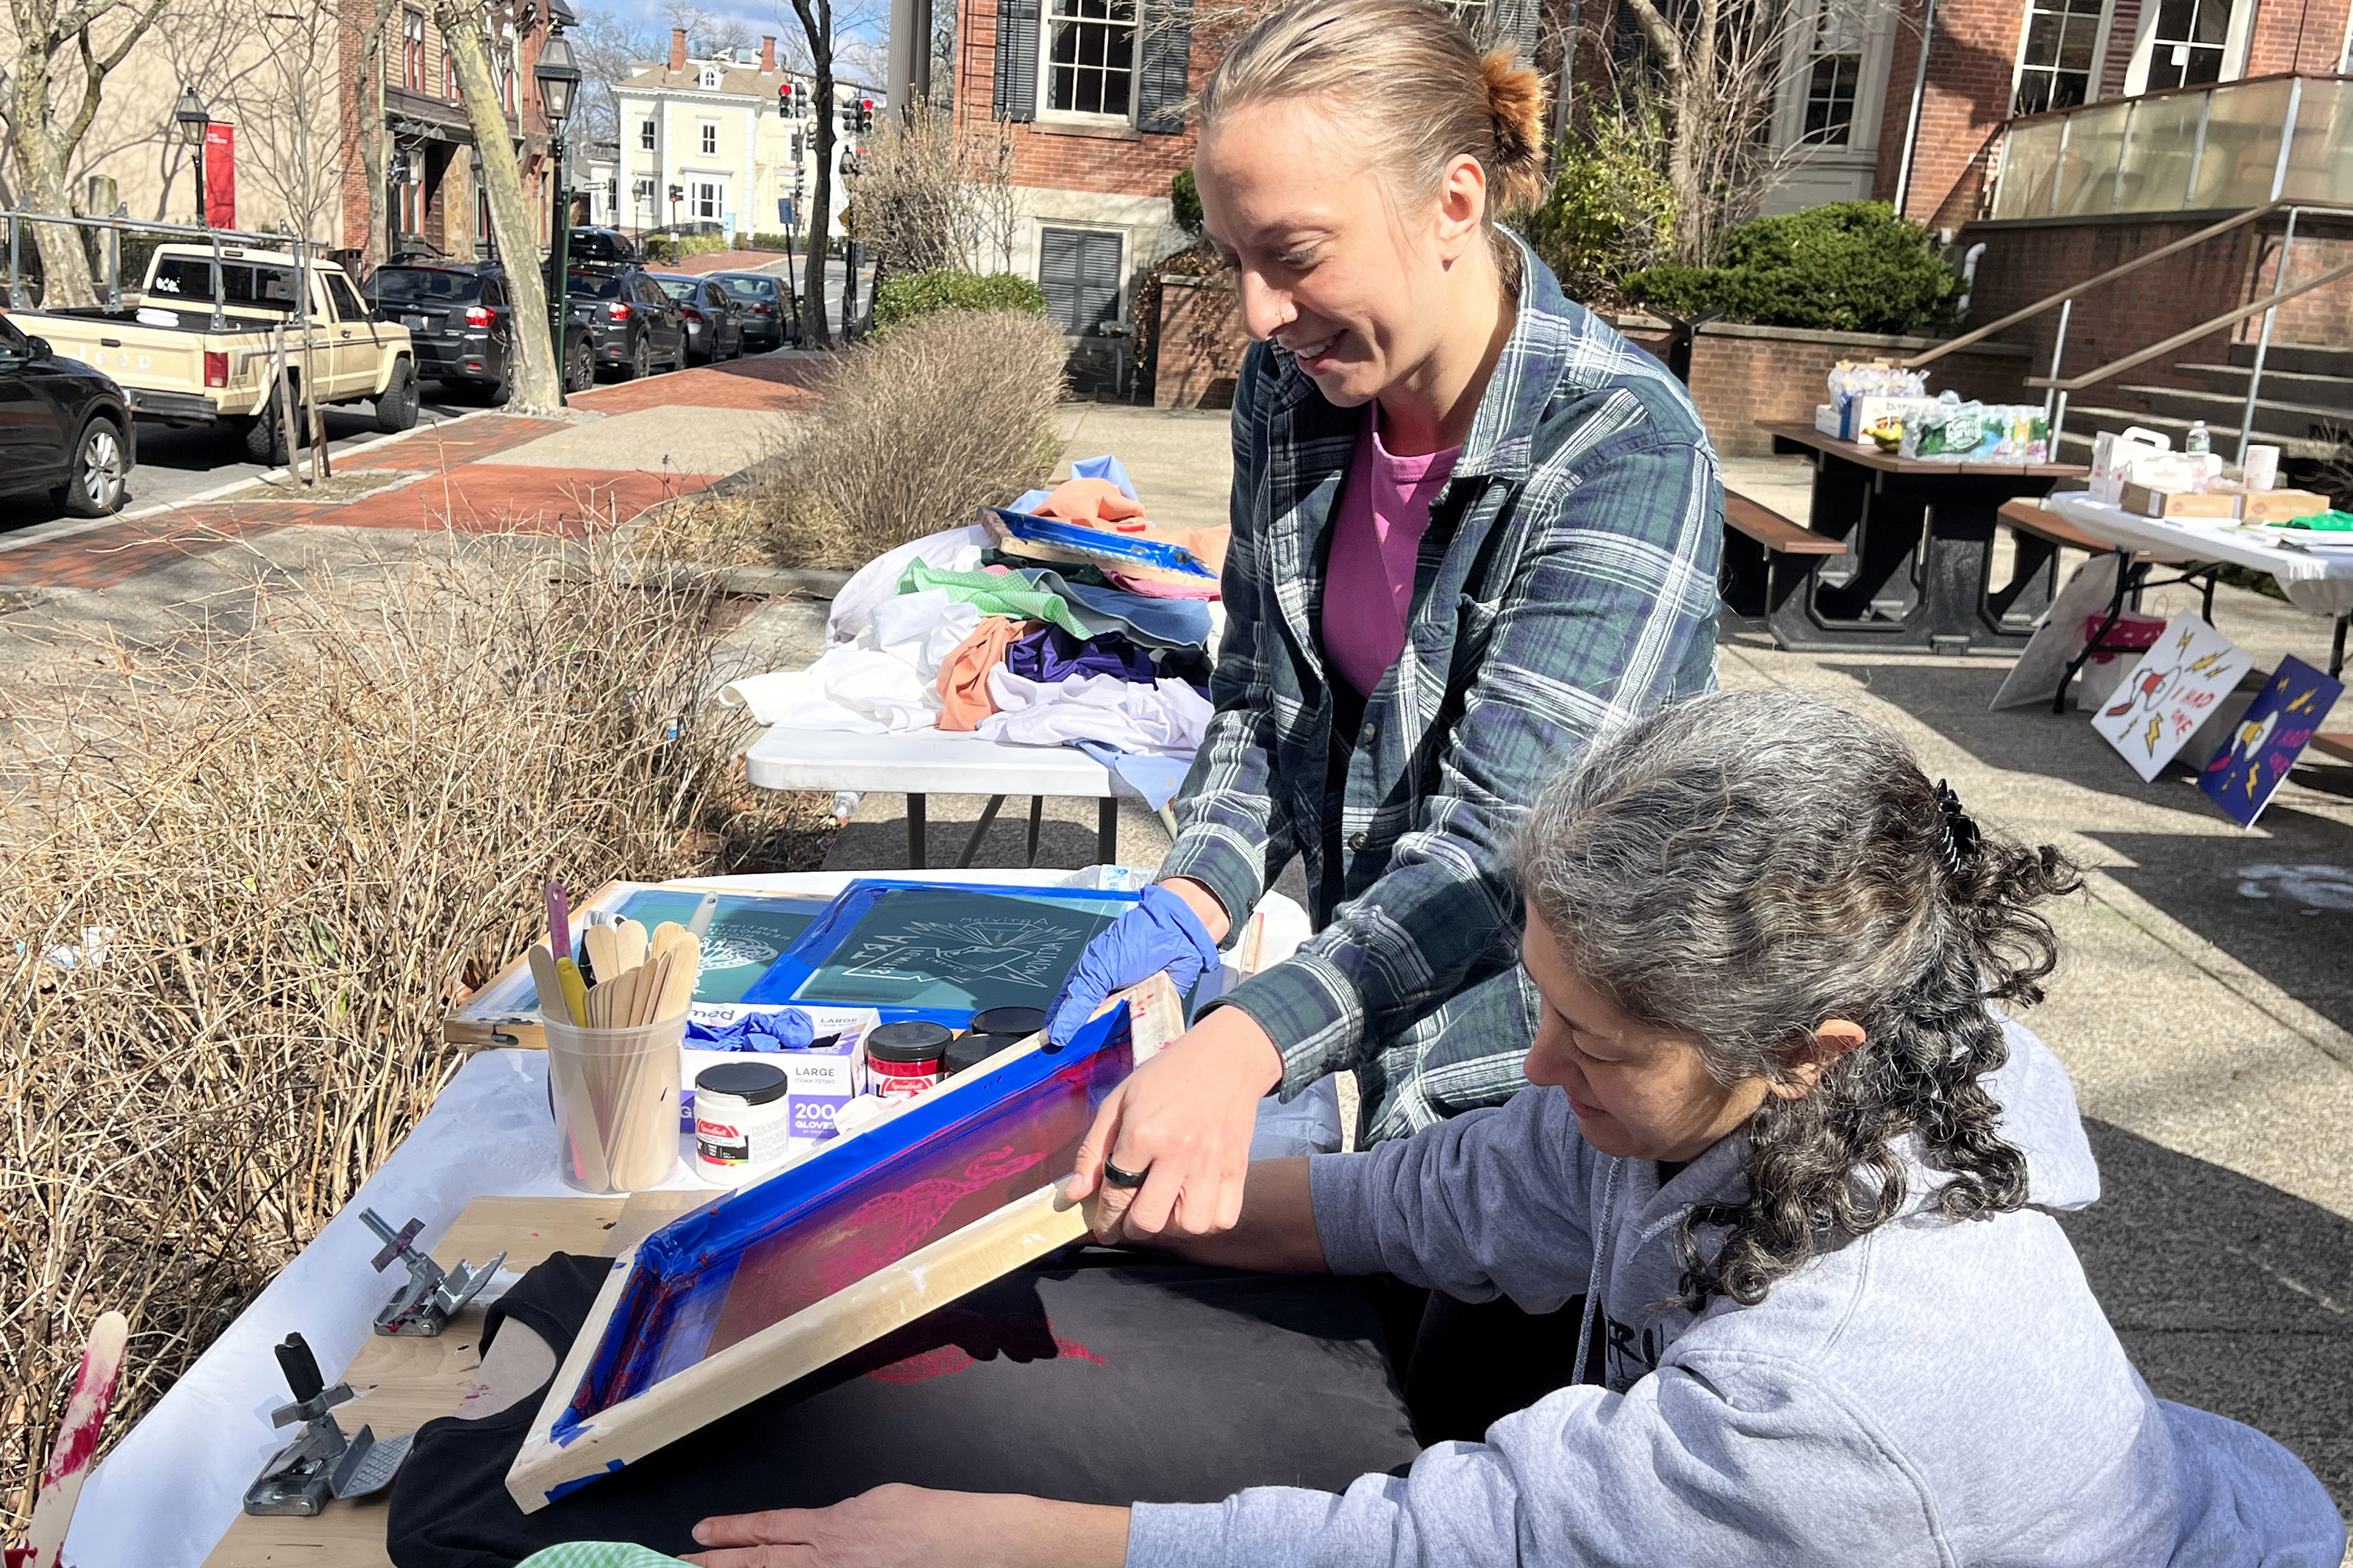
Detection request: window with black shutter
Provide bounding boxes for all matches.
[994,0,1042,120]
[1038,228,1123,335]
[1135,0,1191,133]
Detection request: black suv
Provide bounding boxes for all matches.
[564,228,643,267]
[710,271,795,351]
[560,267,685,382]
[364,263,598,397]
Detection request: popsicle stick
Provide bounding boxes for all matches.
[616,920,649,975]
[611,967,643,1031]
[529,946,571,1025]
[557,958,590,1029]
[657,942,699,1022]
[546,881,571,966]
[635,953,672,1028]
[583,925,621,989]
[19,1310,129,1568]
[650,920,688,958]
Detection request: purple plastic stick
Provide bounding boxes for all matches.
[546,881,571,964]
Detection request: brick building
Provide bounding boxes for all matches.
[333,0,570,274]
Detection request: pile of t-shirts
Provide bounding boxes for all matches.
[716,458,1220,807]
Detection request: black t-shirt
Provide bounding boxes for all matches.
[388,1249,1422,1567]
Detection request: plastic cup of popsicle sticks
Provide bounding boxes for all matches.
[544,1012,686,1194]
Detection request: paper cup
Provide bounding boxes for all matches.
[2244,445,2281,492]
[543,1012,685,1194]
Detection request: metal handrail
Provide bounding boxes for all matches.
[2028,253,2353,393]
[1904,198,2353,370]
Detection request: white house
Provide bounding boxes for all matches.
[615,29,880,243]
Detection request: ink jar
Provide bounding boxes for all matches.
[694,1061,793,1181]
[943,1032,1021,1079]
[865,1020,954,1100]
[968,1006,1047,1039]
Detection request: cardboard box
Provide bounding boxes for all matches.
[2090,429,2172,503]
[2120,482,2240,519]
[2239,488,2332,524]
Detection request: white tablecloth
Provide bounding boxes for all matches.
[2043,493,2353,617]
[68,869,1312,1568]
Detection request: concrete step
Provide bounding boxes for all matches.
[2056,405,2345,461]
[2176,362,2353,413]
[2108,382,2353,442]
[2224,340,2353,378]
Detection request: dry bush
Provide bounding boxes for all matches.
[757,309,1067,570]
[0,531,832,1530]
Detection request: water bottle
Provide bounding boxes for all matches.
[2185,420,2210,456]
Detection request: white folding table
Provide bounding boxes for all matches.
[743,723,1126,869]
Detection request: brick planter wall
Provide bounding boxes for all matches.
[1153,273,1246,409]
[1610,320,2034,458]
[1149,287,2036,454]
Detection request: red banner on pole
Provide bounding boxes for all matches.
[203,123,236,229]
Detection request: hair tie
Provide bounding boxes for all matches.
[1934,781,1981,876]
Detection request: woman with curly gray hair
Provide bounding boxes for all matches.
[687,691,2340,1568]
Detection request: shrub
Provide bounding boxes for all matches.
[1624,201,1963,336]
[0,532,832,1531]
[1510,119,1675,303]
[757,309,1065,570]
[871,268,1049,332]
[1171,169,1203,237]
[640,231,732,265]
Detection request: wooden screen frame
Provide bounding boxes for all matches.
[505,973,1185,1512]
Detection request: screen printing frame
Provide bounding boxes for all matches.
[739,878,1142,1026]
[505,972,1184,1512]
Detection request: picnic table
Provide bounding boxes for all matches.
[1752,420,2088,654]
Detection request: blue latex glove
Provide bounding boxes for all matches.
[1046,884,1221,1045]
[684,1006,816,1052]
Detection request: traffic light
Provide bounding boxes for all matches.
[857,97,874,133]
[778,80,795,118]
[668,183,683,204]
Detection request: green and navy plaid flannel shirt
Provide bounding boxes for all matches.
[1161,242,1724,1144]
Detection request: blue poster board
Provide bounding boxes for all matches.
[2199,656,2344,826]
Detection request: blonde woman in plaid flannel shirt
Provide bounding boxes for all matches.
[1052,0,1724,1247]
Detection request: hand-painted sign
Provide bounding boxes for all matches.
[2199,655,2343,826]
[2090,612,2253,781]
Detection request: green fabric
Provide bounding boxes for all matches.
[515,1546,686,1568]
[896,560,1090,637]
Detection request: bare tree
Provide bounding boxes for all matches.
[4,0,171,304]
[781,0,839,347]
[851,103,1015,277]
[215,4,349,240]
[432,0,563,410]
[565,1,655,160]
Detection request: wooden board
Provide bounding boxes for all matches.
[199,1191,701,1568]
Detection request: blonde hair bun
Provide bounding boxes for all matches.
[1480,49,1549,213]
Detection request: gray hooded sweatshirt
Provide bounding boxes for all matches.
[1126,1024,2345,1567]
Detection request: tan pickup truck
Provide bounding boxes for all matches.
[12,243,418,464]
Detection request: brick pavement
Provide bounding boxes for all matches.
[0,362,793,591]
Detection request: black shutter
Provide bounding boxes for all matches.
[994,0,1040,121]
[1136,0,1192,134]
[1040,226,1124,334]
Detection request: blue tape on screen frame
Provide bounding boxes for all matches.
[988,508,1218,581]
[736,878,1140,1027]
[551,996,1137,1445]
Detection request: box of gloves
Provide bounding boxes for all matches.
[681,1003,877,1149]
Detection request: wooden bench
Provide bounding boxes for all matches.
[2312,734,2353,765]
[1718,491,1843,630]
[1996,497,2161,562]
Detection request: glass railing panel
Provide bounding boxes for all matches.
[2052,100,2132,215]
[2187,77,2293,207]
[2279,77,2353,204]
[1993,118,2064,218]
[2112,89,2207,212]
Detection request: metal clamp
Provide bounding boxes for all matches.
[242,1333,412,1516]
[361,1208,506,1337]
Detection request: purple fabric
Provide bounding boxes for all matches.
[1006,625,1158,684]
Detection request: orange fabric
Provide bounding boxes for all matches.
[1035,477,1148,526]
[936,616,1031,731]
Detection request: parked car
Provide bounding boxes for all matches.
[11,243,415,464]
[361,263,596,397]
[565,228,643,267]
[650,273,744,364]
[709,271,795,351]
[557,266,684,382]
[0,310,136,518]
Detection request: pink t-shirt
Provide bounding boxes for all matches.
[1324,409,1461,697]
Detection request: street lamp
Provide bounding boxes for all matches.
[174,89,211,226]
[535,28,580,400]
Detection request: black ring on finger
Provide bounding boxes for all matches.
[1102,1159,1149,1189]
